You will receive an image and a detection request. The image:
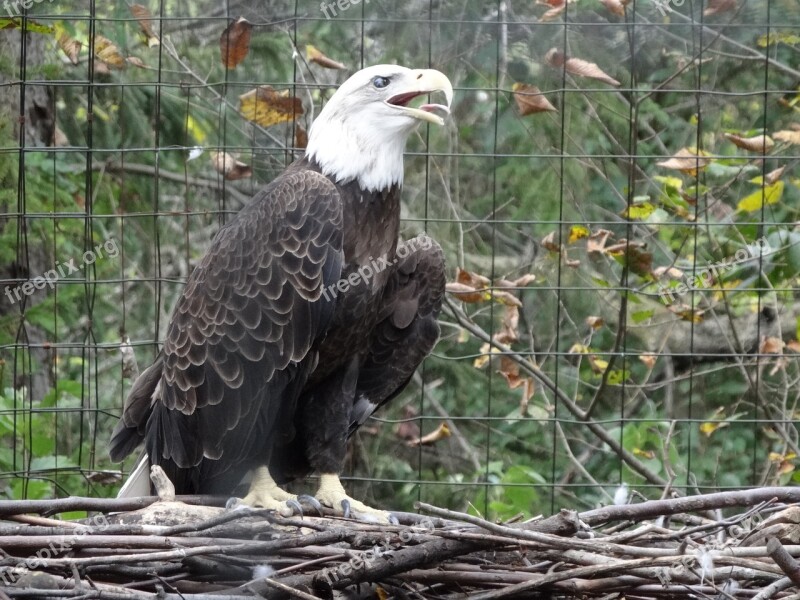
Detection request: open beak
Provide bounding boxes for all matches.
[385,69,453,126]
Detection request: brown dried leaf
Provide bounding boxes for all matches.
[126,56,146,68]
[774,130,800,145]
[545,48,620,87]
[541,230,560,252]
[654,265,684,279]
[407,422,451,447]
[473,342,494,368]
[492,290,523,307]
[588,355,609,374]
[639,352,657,369]
[787,341,800,353]
[539,0,566,21]
[513,274,537,287]
[130,4,159,47]
[211,151,252,180]
[457,267,492,288]
[94,35,126,69]
[766,166,786,185]
[495,278,517,289]
[668,304,705,322]
[760,336,785,354]
[295,125,308,149]
[220,17,252,69]
[306,44,346,70]
[445,282,490,304]
[586,316,604,330]
[625,244,653,277]
[497,356,535,416]
[657,148,711,174]
[725,133,774,153]
[512,83,557,116]
[587,229,613,254]
[239,86,304,127]
[93,60,110,75]
[57,31,81,65]
[600,0,626,16]
[500,305,520,344]
[704,0,736,16]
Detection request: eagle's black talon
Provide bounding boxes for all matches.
[388,513,399,525]
[285,499,304,517]
[225,497,240,510]
[297,494,323,515]
[340,499,351,519]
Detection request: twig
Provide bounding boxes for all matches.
[85,161,251,205]
[411,372,482,473]
[0,495,225,517]
[249,578,319,600]
[445,297,668,488]
[767,537,800,587]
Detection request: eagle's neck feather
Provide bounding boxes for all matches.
[305,113,407,193]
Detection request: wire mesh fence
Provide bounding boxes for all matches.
[0,0,798,520]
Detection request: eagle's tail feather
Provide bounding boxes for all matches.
[116,454,151,498]
[109,354,163,462]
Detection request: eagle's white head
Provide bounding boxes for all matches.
[305,65,453,193]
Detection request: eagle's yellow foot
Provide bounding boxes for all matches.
[315,473,396,524]
[230,467,321,517]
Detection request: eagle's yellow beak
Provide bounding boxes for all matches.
[385,69,453,126]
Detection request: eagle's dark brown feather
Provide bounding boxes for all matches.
[110,167,344,492]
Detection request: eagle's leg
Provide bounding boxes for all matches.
[308,238,445,524]
[238,466,316,516]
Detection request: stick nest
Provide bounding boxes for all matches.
[2,486,800,599]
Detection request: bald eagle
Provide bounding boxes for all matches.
[109,65,452,522]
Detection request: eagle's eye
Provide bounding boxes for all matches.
[371,76,391,89]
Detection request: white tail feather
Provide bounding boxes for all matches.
[117,455,150,497]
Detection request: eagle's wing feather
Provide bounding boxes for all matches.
[348,237,445,434]
[110,169,343,492]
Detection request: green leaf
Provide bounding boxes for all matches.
[631,309,654,324]
[30,455,76,471]
[622,201,656,220]
[736,181,784,212]
[31,430,55,456]
[0,18,54,35]
[757,32,800,47]
[654,175,683,190]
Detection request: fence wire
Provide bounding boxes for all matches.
[0,0,798,518]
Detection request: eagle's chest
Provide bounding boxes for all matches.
[312,185,401,371]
